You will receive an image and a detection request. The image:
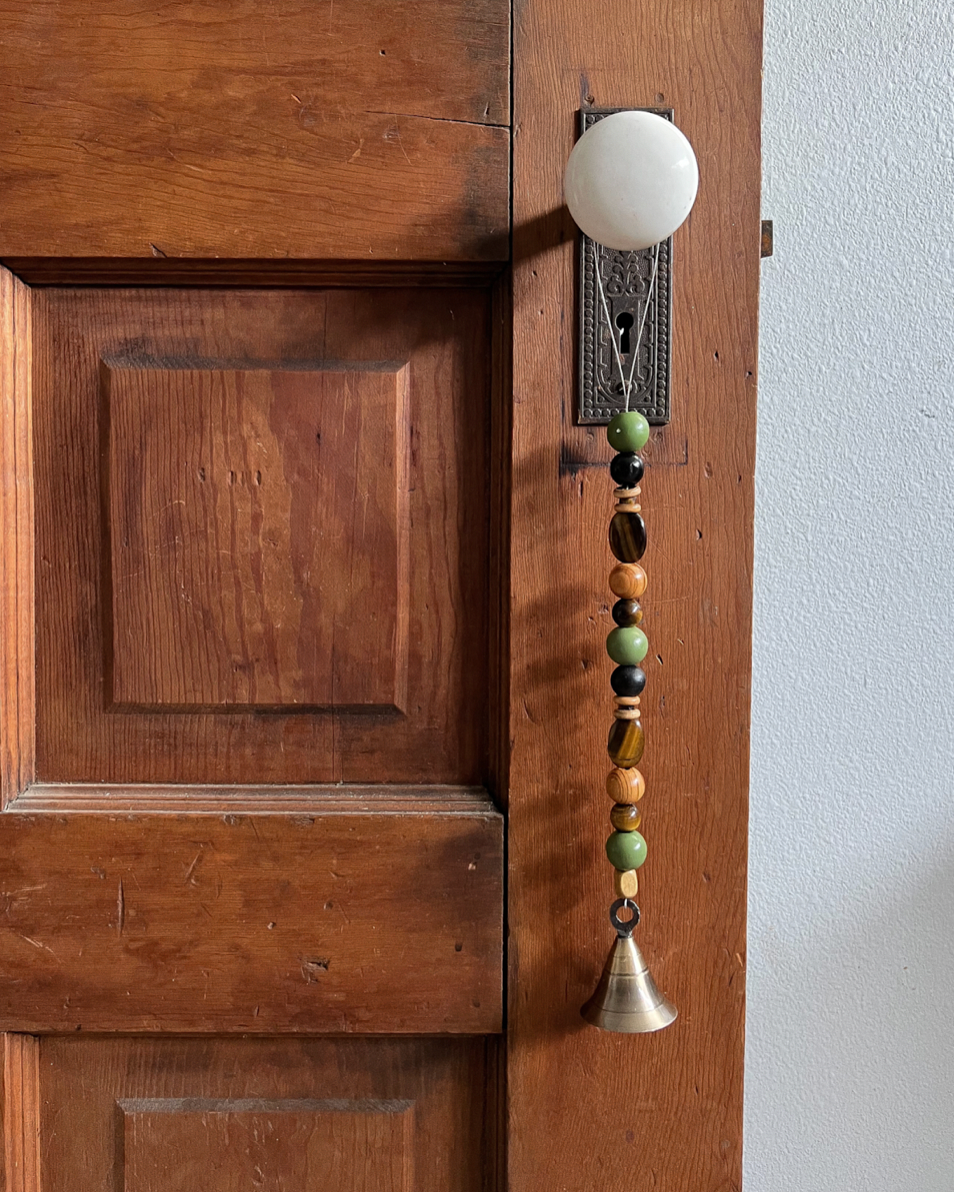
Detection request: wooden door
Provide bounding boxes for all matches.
[0,2,762,1190]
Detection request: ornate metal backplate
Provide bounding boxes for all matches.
[577,108,674,426]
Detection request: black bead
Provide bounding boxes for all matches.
[611,666,646,697]
[612,598,641,626]
[609,510,647,562]
[610,452,644,488]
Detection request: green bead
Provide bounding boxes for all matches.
[607,411,650,453]
[606,830,647,871]
[606,626,648,665]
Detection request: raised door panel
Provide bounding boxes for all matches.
[0,0,510,260]
[123,1105,411,1192]
[12,1036,498,1192]
[0,795,502,1034]
[106,361,409,712]
[32,287,491,785]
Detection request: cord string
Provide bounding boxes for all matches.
[593,241,660,413]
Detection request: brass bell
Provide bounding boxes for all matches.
[581,899,677,1033]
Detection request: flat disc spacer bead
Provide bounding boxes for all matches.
[609,563,647,599]
[606,767,646,802]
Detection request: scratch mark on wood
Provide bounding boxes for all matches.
[301,957,330,982]
[366,109,508,131]
[117,879,125,936]
[184,852,202,885]
[19,934,57,957]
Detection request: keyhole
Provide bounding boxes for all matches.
[615,310,635,354]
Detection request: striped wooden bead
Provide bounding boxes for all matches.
[609,563,647,600]
[606,767,646,802]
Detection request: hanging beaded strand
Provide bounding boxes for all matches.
[604,410,651,903]
[589,239,659,909]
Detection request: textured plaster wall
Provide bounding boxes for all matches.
[746,0,954,1187]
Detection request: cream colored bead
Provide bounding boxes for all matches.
[614,869,639,899]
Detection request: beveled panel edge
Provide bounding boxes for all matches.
[0,259,508,288]
[0,268,35,809]
[5,783,502,817]
[118,1097,414,1115]
[100,355,409,373]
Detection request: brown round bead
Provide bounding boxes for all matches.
[608,563,647,600]
[614,869,639,899]
[612,598,642,627]
[606,767,646,803]
[607,718,645,767]
[610,803,642,831]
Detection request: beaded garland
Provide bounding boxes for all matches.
[603,409,651,903]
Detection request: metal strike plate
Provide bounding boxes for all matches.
[577,107,674,427]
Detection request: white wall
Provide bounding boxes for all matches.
[747,0,954,1187]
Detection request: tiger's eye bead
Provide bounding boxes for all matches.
[606,767,646,802]
[609,510,647,562]
[610,665,646,697]
[605,829,648,871]
[607,411,651,453]
[612,599,642,627]
[610,802,642,831]
[606,626,648,666]
[607,718,644,767]
[608,563,647,600]
[610,452,645,488]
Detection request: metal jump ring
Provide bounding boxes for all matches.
[609,897,640,937]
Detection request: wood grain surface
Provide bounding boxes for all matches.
[106,361,409,712]
[2,1035,40,1192]
[31,287,492,786]
[0,270,33,809]
[0,0,510,260]
[123,1103,411,1192]
[508,1,762,1189]
[32,1036,498,1192]
[0,796,503,1033]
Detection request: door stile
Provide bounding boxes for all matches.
[508,0,762,1189]
[2,1033,40,1192]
